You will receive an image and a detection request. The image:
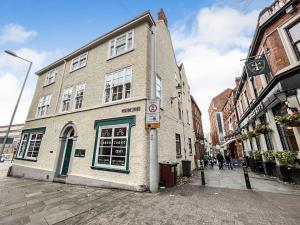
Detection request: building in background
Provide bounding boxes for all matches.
[191,95,205,158]
[208,88,232,153]
[0,124,24,160]
[10,9,195,191]
[221,78,244,159]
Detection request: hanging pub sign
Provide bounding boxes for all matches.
[245,54,271,77]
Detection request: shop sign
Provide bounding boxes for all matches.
[248,102,265,121]
[245,54,271,77]
[121,107,141,113]
[145,99,160,128]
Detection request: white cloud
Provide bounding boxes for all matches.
[0,24,37,44]
[171,6,259,133]
[0,48,65,125]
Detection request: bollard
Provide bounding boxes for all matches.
[243,166,251,189]
[200,161,205,185]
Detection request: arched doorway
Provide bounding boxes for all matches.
[55,122,77,177]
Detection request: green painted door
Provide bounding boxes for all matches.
[61,138,73,175]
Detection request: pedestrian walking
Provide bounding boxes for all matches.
[216,153,224,170]
[225,153,233,170]
[203,154,209,169]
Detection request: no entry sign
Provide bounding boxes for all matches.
[146,99,160,128]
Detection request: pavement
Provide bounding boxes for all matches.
[191,166,300,195]
[0,161,300,225]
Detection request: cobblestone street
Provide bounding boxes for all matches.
[0,161,300,225]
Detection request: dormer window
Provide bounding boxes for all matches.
[108,30,134,58]
[70,52,88,72]
[44,69,57,86]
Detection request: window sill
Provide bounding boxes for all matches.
[107,48,134,61]
[176,154,182,158]
[43,82,55,88]
[91,166,130,174]
[14,157,37,162]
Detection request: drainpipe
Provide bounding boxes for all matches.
[149,25,158,193]
[55,60,67,113]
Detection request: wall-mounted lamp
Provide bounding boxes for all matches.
[170,84,182,104]
[274,89,298,112]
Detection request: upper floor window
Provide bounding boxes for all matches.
[104,67,132,103]
[44,69,57,86]
[36,95,52,118]
[74,84,86,110]
[178,101,182,120]
[186,110,190,124]
[287,20,300,60]
[61,87,72,112]
[243,91,249,107]
[108,30,133,58]
[70,52,88,72]
[156,75,162,106]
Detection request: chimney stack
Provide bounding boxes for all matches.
[157,8,168,27]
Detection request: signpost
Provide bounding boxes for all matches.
[146,99,160,128]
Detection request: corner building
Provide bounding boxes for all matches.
[10,10,195,191]
[235,0,300,180]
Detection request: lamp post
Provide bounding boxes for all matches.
[0,51,32,162]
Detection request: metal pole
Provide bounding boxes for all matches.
[149,26,158,193]
[0,60,32,162]
[243,165,251,189]
[200,160,205,185]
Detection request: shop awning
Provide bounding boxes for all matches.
[221,139,236,148]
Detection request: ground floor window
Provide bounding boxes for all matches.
[16,127,46,161]
[272,103,299,151]
[92,116,136,173]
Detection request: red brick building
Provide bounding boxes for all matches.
[235,0,300,180]
[191,96,205,158]
[208,89,232,146]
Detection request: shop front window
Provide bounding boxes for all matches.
[272,103,299,151]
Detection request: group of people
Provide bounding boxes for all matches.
[200,153,233,170]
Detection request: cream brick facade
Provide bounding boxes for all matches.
[11,10,195,191]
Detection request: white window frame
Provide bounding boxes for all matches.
[24,133,43,160]
[70,52,88,72]
[61,87,73,112]
[74,83,86,110]
[44,69,57,86]
[278,13,300,65]
[108,30,134,59]
[103,66,132,104]
[17,133,29,158]
[156,74,163,107]
[94,124,129,170]
[36,95,52,118]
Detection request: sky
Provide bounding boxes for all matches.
[0,0,272,133]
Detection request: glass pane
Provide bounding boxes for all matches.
[113,138,127,147]
[99,139,112,147]
[112,148,126,156]
[289,22,300,42]
[101,128,112,137]
[98,156,110,165]
[296,42,300,52]
[99,147,111,155]
[114,127,127,137]
[111,157,125,166]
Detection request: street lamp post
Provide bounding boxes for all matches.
[0,51,32,162]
